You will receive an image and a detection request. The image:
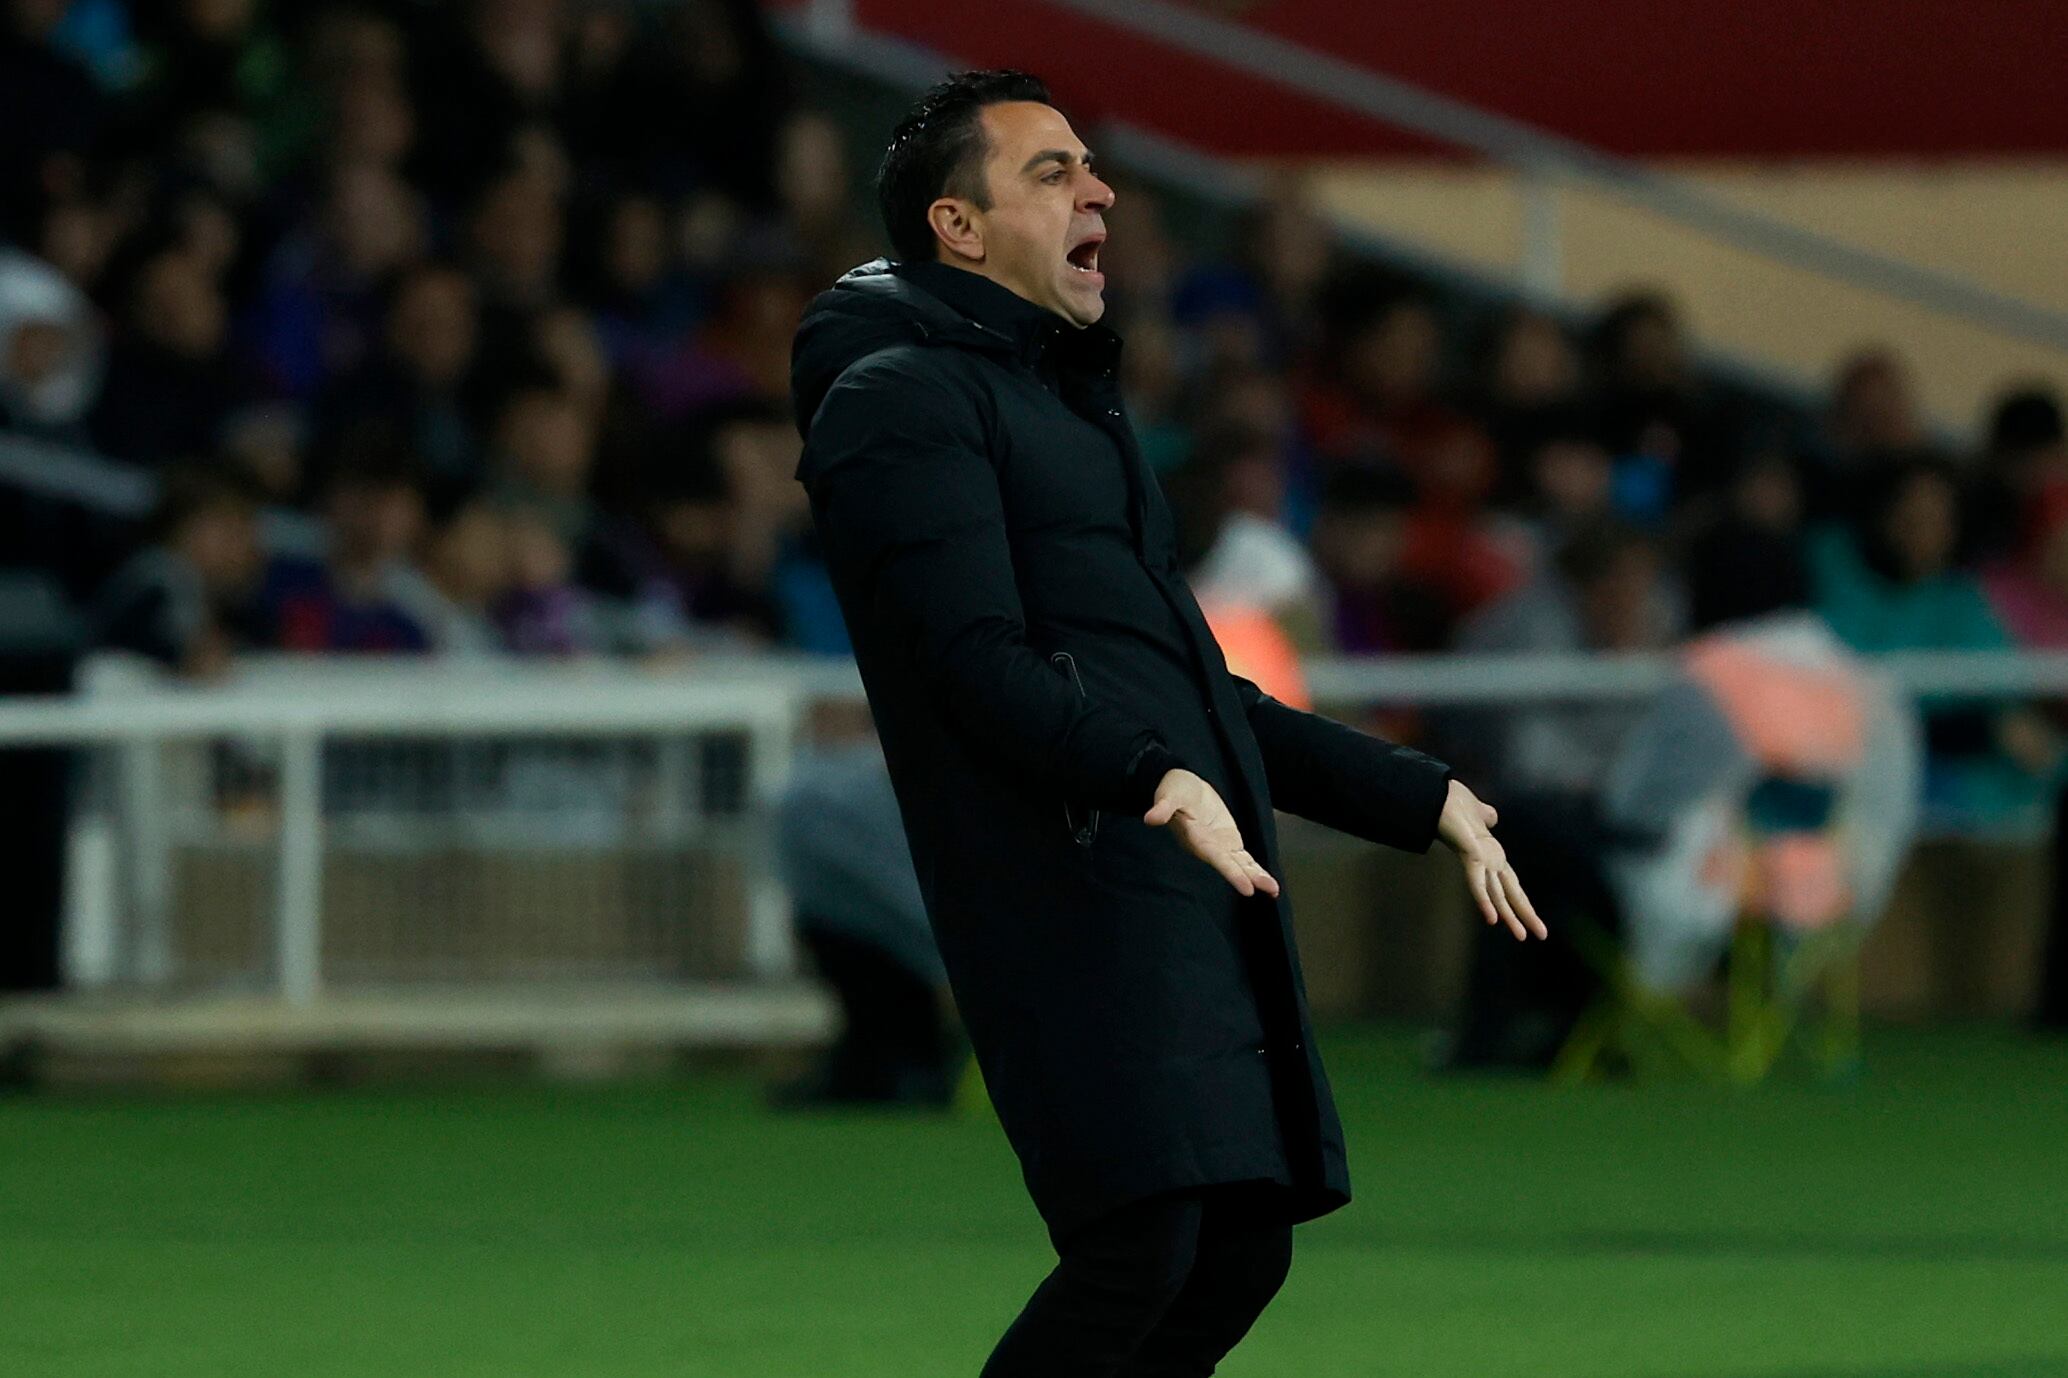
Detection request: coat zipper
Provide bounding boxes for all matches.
[1049,650,1100,847]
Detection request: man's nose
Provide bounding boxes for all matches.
[1082,173,1115,211]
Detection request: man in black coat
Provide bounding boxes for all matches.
[790,70,1545,1377]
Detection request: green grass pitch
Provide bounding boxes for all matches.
[6,1026,2067,1376]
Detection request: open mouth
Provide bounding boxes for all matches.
[1066,232,1104,275]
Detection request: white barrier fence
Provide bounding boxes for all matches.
[2,656,809,1006]
[1,647,2063,1010]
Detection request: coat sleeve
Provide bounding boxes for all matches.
[800,357,1184,814]
[1230,671,1454,853]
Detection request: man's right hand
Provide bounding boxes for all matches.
[1143,769,1281,898]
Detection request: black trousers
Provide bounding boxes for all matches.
[979,1183,1295,1378]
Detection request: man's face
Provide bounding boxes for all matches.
[946,102,1113,328]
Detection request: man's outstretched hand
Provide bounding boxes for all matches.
[1145,769,1280,898]
[1438,778,1548,942]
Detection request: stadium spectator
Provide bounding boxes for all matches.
[315,261,486,493]
[1824,347,1928,467]
[256,436,428,653]
[1513,425,1616,556]
[1811,453,2052,832]
[1170,423,1327,648]
[89,241,244,464]
[1172,173,1335,369]
[89,463,262,676]
[1588,289,1724,508]
[1476,306,1584,503]
[0,243,102,443]
[1301,283,1468,478]
[1971,476,2068,1029]
[0,0,108,244]
[1309,464,1444,653]
[1683,449,1813,631]
[246,161,427,400]
[1438,519,1682,1068]
[1969,385,2067,565]
[492,498,609,656]
[387,481,513,658]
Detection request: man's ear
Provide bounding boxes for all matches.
[927,197,985,265]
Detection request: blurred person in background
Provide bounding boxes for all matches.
[1512,423,1616,557]
[0,0,108,245]
[794,71,1542,1378]
[1437,518,1681,1069]
[1113,309,1188,474]
[1475,305,1583,501]
[1682,449,1813,631]
[465,163,566,327]
[1167,421,1327,649]
[764,109,879,288]
[493,497,608,656]
[577,189,706,373]
[637,260,815,419]
[217,399,304,505]
[605,424,766,652]
[89,462,262,677]
[1309,463,1446,654]
[89,239,244,465]
[316,260,486,492]
[1968,385,2068,565]
[1587,289,1723,510]
[1813,453,2059,1018]
[1300,280,1465,476]
[1172,174,1336,370]
[0,242,103,444]
[771,719,961,1108]
[256,431,427,653]
[386,480,512,658]
[704,397,844,652]
[245,160,427,400]
[1817,347,1928,498]
[1973,475,2068,1030]
[483,373,648,609]
[1811,452,2052,833]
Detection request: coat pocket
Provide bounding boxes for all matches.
[1049,650,1101,847]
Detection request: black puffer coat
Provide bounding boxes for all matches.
[791,258,1453,1242]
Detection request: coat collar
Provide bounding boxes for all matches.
[893,259,1122,378]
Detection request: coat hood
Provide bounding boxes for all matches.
[789,258,1007,443]
[0,248,105,429]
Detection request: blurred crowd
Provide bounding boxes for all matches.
[2,0,2067,843]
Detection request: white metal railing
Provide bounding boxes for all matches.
[4,647,2064,1008]
[10,647,2065,754]
[6,657,809,1005]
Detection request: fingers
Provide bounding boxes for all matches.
[1144,795,1178,826]
[1208,849,1255,896]
[1207,848,1281,898]
[1234,849,1280,898]
[1467,861,1500,929]
[1489,868,1529,941]
[1480,801,1498,828]
[1503,869,1549,939]
[1465,850,1547,941]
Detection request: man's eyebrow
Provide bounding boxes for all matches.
[1021,148,1094,174]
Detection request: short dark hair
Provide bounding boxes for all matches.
[875,69,1054,264]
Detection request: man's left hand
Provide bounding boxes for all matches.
[1437,778,1548,942]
